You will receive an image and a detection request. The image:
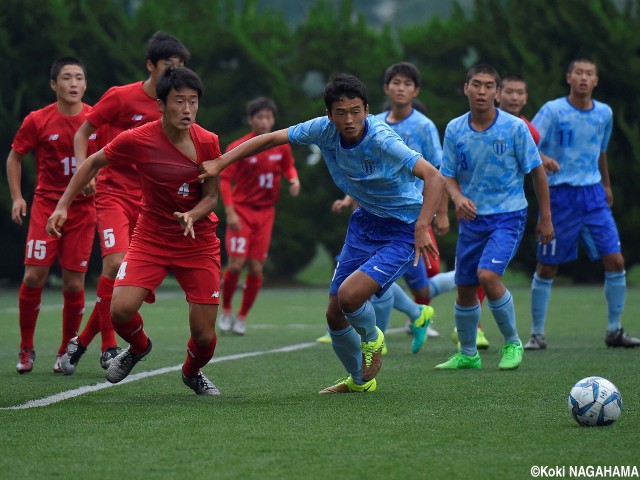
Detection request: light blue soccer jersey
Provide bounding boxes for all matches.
[376,109,442,192]
[441,109,541,215]
[288,115,422,223]
[532,97,612,187]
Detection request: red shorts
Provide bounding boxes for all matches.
[424,225,441,277]
[27,196,96,272]
[95,193,141,257]
[225,204,275,261]
[115,231,222,305]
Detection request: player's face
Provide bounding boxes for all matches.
[384,74,419,108]
[497,80,527,116]
[567,61,598,97]
[248,109,275,135]
[51,65,86,106]
[464,73,499,114]
[159,87,199,131]
[327,97,368,145]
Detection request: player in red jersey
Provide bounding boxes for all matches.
[59,32,191,375]
[7,57,98,374]
[497,74,541,145]
[217,97,300,335]
[48,66,223,396]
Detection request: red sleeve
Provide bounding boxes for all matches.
[11,112,39,156]
[280,144,298,181]
[85,87,121,129]
[103,129,137,166]
[219,162,236,206]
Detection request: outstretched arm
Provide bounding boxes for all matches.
[198,129,290,182]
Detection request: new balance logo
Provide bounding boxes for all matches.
[89,133,97,140]
[48,134,59,141]
[80,261,88,267]
[131,114,143,121]
[211,291,220,298]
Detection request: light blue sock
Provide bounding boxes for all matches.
[427,270,456,298]
[371,288,394,333]
[390,283,421,320]
[604,270,626,333]
[455,302,481,356]
[343,300,378,342]
[531,273,553,335]
[489,290,520,345]
[329,326,363,383]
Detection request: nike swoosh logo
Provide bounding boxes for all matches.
[372,266,387,274]
[491,259,505,264]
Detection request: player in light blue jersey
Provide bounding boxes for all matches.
[435,63,554,371]
[199,74,446,393]
[526,58,639,350]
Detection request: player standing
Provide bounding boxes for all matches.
[526,58,639,349]
[7,57,98,373]
[200,74,446,393]
[59,32,191,374]
[48,66,223,395]
[217,97,300,335]
[435,63,553,370]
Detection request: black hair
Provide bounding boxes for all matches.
[500,73,527,90]
[567,58,597,74]
[465,63,500,85]
[146,31,191,66]
[156,66,203,103]
[50,56,87,82]
[383,62,421,88]
[246,97,277,117]
[324,74,368,111]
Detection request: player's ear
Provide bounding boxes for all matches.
[157,98,165,113]
[50,79,57,92]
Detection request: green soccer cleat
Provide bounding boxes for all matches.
[498,341,524,370]
[360,327,384,382]
[476,327,490,350]
[315,332,332,344]
[435,351,482,370]
[410,305,435,354]
[319,375,377,394]
[381,340,388,356]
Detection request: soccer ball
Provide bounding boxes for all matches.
[568,376,622,427]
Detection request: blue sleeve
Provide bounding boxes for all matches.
[532,103,554,149]
[440,125,457,178]
[601,107,613,152]
[288,117,327,146]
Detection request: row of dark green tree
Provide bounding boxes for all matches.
[1,0,638,284]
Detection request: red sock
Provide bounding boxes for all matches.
[414,295,431,306]
[112,311,149,354]
[61,290,85,354]
[95,276,117,351]
[222,269,240,311]
[18,283,43,349]
[182,335,217,377]
[77,307,100,348]
[477,286,486,305]
[238,274,262,318]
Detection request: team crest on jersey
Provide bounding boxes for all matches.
[361,158,376,175]
[493,139,507,155]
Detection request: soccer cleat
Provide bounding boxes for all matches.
[435,351,481,370]
[427,324,440,338]
[232,318,246,335]
[318,375,377,394]
[360,327,384,382]
[381,340,388,356]
[605,328,640,348]
[106,339,152,384]
[53,354,64,374]
[523,334,547,351]
[315,332,331,344]
[498,342,524,370]
[17,348,36,374]
[59,336,87,375]
[476,327,490,350]
[182,372,221,396]
[100,347,121,370]
[217,312,234,333]
[404,320,413,335]
[410,305,435,354]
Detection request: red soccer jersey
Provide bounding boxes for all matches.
[103,120,222,240]
[12,102,98,203]
[86,82,161,199]
[521,115,541,146]
[220,132,298,209]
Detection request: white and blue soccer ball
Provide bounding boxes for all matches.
[568,376,622,427]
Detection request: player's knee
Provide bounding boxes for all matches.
[602,253,624,273]
[535,263,557,280]
[22,270,47,288]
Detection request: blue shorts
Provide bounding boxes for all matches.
[402,256,429,291]
[330,208,415,297]
[455,209,527,286]
[538,184,621,264]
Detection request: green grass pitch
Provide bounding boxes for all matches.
[0,284,638,479]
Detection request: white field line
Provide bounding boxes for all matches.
[1,342,317,410]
